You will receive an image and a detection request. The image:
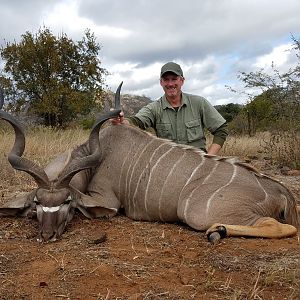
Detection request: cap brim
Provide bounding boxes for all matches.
[161,70,181,77]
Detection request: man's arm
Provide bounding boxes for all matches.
[110,112,148,130]
[111,102,157,129]
[207,143,222,155]
[207,123,228,155]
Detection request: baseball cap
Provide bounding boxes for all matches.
[160,62,183,77]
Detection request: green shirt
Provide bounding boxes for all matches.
[129,92,227,151]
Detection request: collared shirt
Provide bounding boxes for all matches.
[129,92,227,150]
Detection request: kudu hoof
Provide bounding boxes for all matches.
[207,232,221,244]
[207,226,227,244]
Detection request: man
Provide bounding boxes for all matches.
[112,62,228,155]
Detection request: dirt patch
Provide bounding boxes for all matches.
[0,172,299,300]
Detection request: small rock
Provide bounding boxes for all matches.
[39,281,48,288]
[90,232,107,244]
[179,275,189,285]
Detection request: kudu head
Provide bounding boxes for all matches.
[0,83,123,242]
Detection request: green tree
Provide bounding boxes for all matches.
[215,103,242,123]
[0,27,107,127]
[236,36,300,133]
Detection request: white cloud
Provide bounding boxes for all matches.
[42,0,131,38]
[254,43,293,69]
[0,0,300,105]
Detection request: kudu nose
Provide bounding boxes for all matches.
[40,231,57,242]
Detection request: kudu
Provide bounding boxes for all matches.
[0,85,299,243]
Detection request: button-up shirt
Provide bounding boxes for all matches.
[130,92,227,151]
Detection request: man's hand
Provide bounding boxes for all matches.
[110,111,129,125]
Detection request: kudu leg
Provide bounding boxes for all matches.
[206,217,298,240]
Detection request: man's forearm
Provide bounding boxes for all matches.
[207,143,222,155]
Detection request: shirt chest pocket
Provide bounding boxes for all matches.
[156,123,173,140]
[185,119,203,142]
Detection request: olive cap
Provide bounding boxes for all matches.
[160,62,183,77]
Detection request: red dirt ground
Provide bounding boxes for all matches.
[0,171,299,300]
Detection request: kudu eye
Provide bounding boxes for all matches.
[33,196,40,204]
[65,195,72,204]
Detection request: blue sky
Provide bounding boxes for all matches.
[0,0,299,105]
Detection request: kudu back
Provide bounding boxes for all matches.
[1,84,299,242]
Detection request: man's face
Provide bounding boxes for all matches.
[160,72,184,99]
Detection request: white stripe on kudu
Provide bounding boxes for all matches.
[158,151,187,221]
[202,161,220,185]
[144,146,175,217]
[205,164,238,214]
[254,175,268,202]
[132,142,170,219]
[179,155,206,201]
[182,161,221,222]
[182,160,222,221]
[126,139,156,214]
[118,142,135,200]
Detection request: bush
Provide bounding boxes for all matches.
[80,117,95,130]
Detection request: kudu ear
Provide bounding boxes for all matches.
[75,193,118,219]
[0,192,34,217]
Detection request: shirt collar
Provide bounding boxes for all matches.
[161,92,188,110]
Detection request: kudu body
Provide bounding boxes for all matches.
[0,85,299,242]
[87,123,300,241]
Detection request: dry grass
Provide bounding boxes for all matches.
[219,131,300,169]
[0,126,88,195]
[219,133,265,158]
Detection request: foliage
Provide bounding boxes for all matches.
[215,103,243,123]
[260,131,300,169]
[80,117,96,130]
[230,35,300,136]
[0,27,107,127]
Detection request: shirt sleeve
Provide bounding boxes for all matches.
[128,102,158,129]
[200,98,226,132]
[212,122,228,146]
[126,116,147,129]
